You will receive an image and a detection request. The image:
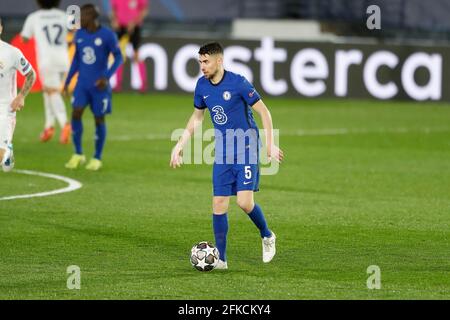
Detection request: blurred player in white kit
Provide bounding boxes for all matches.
[0,17,36,172]
[21,0,71,144]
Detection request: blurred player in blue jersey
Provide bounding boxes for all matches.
[170,42,284,269]
[63,4,123,170]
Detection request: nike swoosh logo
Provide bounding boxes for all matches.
[243,181,252,185]
[203,95,209,99]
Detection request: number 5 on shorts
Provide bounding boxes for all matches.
[245,165,252,179]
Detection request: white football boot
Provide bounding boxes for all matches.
[215,260,228,270]
[2,145,14,172]
[262,232,276,263]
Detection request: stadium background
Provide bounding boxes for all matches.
[0,0,449,300]
[1,0,449,101]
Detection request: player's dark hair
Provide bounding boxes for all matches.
[81,4,100,19]
[198,42,224,56]
[37,0,61,9]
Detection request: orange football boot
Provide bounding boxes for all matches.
[60,124,72,144]
[40,127,55,142]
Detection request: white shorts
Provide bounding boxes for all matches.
[39,67,66,89]
[0,112,16,150]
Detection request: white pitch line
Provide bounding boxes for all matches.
[0,170,82,201]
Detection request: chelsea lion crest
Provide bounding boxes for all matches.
[223,91,231,101]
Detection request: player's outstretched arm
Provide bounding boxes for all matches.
[252,100,284,163]
[170,108,205,168]
[11,68,36,112]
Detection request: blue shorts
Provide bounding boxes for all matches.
[213,162,260,196]
[72,83,112,117]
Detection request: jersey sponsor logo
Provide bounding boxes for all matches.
[203,95,210,100]
[249,89,256,98]
[94,38,103,46]
[243,181,252,185]
[82,46,96,65]
[223,91,231,101]
[20,58,27,66]
[211,105,228,125]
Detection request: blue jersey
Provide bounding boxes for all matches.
[194,71,262,196]
[194,70,260,132]
[194,70,261,161]
[65,26,122,116]
[66,26,122,88]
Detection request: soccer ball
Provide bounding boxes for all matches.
[190,241,219,272]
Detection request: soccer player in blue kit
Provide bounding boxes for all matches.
[63,4,123,170]
[170,42,284,269]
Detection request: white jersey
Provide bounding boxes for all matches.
[21,8,70,72]
[0,40,33,112]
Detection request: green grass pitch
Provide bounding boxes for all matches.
[0,92,449,299]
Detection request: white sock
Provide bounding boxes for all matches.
[1,117,15,164]
[49,93,68,128]
[8,117,16,143]
[43,93,55,129]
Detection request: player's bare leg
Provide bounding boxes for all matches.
[236,190,255,213]
[213,196,230,269]
[213,196,230,214]
[237,190,276,263]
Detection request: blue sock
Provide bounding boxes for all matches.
[247,204,271,238]
[72,118,83,155]
[94,122,107,160]
[213,213,228,262]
